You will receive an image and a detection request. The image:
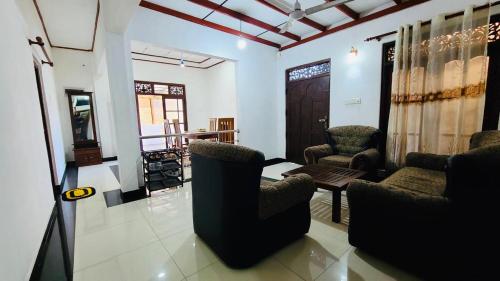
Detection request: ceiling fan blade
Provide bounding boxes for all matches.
[305,0,353,16]
[279,19,294,34]
[262,0,294,14]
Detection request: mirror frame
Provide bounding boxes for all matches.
[66,89,98,148]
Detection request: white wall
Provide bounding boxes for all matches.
[132,60,237,131]
[15,0,67,183]
[52,49,95,160]
[276,0,494,157]
[0,1,56,280]
[206,61,238,125]
[128,8,279,158]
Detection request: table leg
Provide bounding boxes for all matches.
[332,190,341,223]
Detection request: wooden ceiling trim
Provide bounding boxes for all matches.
[131,51,212,64]
[280,0,430,51]
[188,0,301,41]
[132,58,225,69]
[254,0,327,32]
[327,1,359,20]
[32,0,100,52]
[140,1,281,49]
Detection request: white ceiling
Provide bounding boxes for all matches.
[148,0,401,47]
[131,41,225,69]
[36,0,99,49]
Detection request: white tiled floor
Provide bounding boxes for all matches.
[73,162,419,281]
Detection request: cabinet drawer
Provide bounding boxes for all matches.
[75,147,102,167]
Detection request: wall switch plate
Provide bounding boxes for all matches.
[345,97,361,105]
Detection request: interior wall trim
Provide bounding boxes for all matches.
[132,58,225,69]
[103,156,118,162]
[29,205,66,281]
[32,0,100,52]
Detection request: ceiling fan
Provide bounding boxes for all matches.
[263,0,354,33]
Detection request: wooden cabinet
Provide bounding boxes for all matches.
[74,147,102,167]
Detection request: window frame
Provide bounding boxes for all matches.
[134,80,188,151]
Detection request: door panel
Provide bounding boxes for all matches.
[286,73,330,164]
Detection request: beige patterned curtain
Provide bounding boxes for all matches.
[387,6,491,169]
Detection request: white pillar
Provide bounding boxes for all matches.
[104,31,142,192]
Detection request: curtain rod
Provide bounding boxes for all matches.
[365,1,500,42]
[28,36,54,66]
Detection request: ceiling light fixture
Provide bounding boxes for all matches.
[349,46,358,58]
[180,53,185,68]
[237,20,247,50]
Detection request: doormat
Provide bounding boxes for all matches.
[62,187,96,201]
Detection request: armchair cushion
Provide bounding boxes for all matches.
[304,144,333,164]
[381,167,446,196]
[405,152,449,171]
[469,130,500,149]
[327,126,381,156]
[259,174,315,219]
[318,154,351,168]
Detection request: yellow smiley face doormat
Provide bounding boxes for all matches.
[62,187,96,201]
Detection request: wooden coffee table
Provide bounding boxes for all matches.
[282,164,367,223]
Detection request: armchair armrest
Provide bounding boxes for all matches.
[350,148,380,171]
[347,179,451,248]
[259,174,315,219]
[405,152,449,171]
[304,144,334,164]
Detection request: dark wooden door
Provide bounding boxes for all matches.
[379,41,396,164]
[286,61,330,164]
[483,14,500,130]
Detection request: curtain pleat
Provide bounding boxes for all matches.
[386,6,491,169]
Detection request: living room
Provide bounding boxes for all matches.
[1,0,499,281]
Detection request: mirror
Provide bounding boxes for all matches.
[66,90,97,148]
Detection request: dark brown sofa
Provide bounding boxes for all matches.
[189,141,316,268]
[346,131,500,279]
[304,125,381,173]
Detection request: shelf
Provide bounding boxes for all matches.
[147,178,182,192]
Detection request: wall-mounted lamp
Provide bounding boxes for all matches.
[349,46,358,58]
[180,53,185,68]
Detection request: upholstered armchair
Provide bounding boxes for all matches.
[189,141,316,268]
[346,131,500,278]
[304,125,381,172]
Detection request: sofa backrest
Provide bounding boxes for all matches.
[469,130,500,150]
[189,141,265,237]
[326,125,380,156]
[445,144,500,201]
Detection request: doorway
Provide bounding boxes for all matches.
[286,59,331,164]
[33,61,72,281]
[378,41,396,164]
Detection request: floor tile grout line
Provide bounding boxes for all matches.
[73,239,160,274]
[272,256,308,281]
[141,201,188,279]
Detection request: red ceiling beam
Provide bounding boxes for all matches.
[254,0,327,32]
[188,0,301,41]
[281,0,429,51]
[140,1,281,48]
[326,1,359,20]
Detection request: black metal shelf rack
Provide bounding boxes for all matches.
[142,149,184,196]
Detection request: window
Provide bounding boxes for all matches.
[135,81,188,151]
[287,60,331,82]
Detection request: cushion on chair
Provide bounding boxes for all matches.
[327,126,380,156]
[259,174,315,220]
[469,131,500,150]
[381,167,446,196]
[189,140,264,163]
[318,154,352,168]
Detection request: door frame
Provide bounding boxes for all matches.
[33,59,73,280]
[285,59,331,162]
